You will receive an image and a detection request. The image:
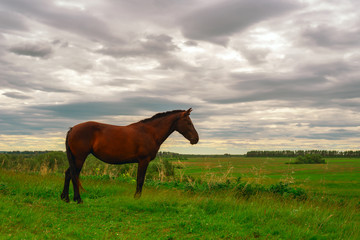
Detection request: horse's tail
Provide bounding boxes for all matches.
[66,128,85,192]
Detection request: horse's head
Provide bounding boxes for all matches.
[175,108,199,145]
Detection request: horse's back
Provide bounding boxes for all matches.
[70,121,104,137]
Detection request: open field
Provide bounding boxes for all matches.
[178,156,360,199]
[1,152,359,239]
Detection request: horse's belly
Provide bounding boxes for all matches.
[101,157,138,165]
[93,151,137,164]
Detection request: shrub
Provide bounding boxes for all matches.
[288,154,326,164]
[147,158,175,181]
[235,182,265,199]
[269,182,307,200]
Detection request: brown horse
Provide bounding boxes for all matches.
[60,108,199,203]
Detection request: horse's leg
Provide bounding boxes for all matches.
[71,157,86,204]
[60,168,71,202]
[134,159,150,199]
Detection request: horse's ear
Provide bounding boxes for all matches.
[185,108,192,116]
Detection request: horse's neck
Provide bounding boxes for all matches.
[146,114,179,145]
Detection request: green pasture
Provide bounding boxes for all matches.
[1,169,359,240]
[0,152,359,239]
[178,157,360,198]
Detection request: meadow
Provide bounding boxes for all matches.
[0,152,359,239]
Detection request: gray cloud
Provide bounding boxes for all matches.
[1,0,122,44]
[296,129,360,140]
[97,34,197,71]
[3,91,32,100]
[0,108,76,136]
[0,10,28,31]
[184,40,198,47]
[239,47,270,65]
[181,0,301,45]
[97,34,178,58]
[106,78,143,87]
[205,58,360,110]
[32,97,194,120]
[0,59,74,93]
[9,42,53,58]
[299,60,355,76]
[302,24,360,49]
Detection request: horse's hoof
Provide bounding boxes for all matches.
[60,193,70,203]
[74,197,83,204]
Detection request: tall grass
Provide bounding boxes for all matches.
[0,151,67,173]
[0,152,139,179]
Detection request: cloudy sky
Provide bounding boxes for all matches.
[1,0,359,154]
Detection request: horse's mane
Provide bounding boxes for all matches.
[139,110,185,123]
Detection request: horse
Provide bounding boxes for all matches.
[60,108,199,203]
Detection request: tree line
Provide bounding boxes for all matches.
[246,150,360,158]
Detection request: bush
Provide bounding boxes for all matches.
[233,181,307,200]
[269,182,307,200]
[235,182,265,199]
[288,154,326,164]
[147,159,175,181]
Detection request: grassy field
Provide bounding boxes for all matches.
[0,153,359,239]
[179,156,360,199]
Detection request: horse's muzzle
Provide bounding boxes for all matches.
[190,137,199,145]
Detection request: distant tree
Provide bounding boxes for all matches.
[246,150,360,158]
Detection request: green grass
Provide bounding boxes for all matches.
[1,168,359,239]
[178,157,360,198]
[1,153,360,239]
